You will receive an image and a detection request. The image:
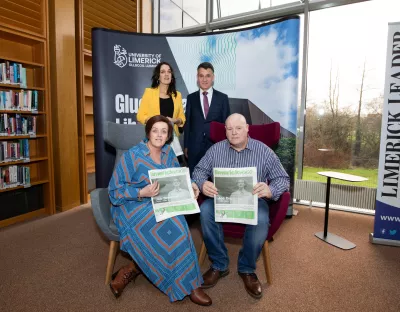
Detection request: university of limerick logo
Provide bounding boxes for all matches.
[114,45,128,68]
[113,44,162,68]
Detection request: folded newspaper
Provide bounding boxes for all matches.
[170,132,183,156]
[149,167,200,222]
[213,167,258,225]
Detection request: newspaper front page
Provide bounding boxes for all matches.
[149,167,200,222]
[213,167,258,225]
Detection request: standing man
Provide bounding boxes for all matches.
[184,62,231,175]
[192,113,289,299]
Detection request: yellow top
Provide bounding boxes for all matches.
[137,87,186,136]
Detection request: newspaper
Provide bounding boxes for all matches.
[170,132,183,156]
[149,167,200,222]
[213,167,258,225]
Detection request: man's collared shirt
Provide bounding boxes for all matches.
[192,137,290,201]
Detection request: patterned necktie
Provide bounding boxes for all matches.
[203,91,209,118]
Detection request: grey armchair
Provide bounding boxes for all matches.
[90,121,145,285]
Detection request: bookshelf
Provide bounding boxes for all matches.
[0,1,54,227]
[76,47,95,202]
[83,51,95,192]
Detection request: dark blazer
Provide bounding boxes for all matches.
[184,89,230,173]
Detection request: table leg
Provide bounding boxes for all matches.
[323,177,331,237]
[315,176,356,250]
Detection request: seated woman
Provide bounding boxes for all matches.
[108,115,211,306]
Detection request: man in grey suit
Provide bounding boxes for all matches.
[184,62,231,175]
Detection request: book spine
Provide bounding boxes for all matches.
[34,91,38,111]
[21,67,27,88]
[0,63,3,82]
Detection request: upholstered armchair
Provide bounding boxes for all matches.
[90,121,145,284]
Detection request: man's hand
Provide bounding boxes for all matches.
[202,181,218,197]
[184,148,188,159]
[192,182,200,199]
[252,182,272,199]
[140,181,160,197]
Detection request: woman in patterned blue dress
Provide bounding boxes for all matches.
[108,115,212,306]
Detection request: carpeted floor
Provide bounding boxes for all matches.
[0,204,399,312]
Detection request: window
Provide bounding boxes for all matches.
[183,0,206,26]
[212,0,298,19]
[160,0,206,31]
[160,0,183,32]
[302,0,400,188]
[213,0,260,19]
[260,0,298,9]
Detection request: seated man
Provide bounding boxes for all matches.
[192,113,289,299]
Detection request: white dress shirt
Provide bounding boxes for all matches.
[199,87,213,118]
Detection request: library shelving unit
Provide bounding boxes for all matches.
[76,0,96,202]
[0,1,54,227]
[83,50,95,175]
[81,49,95,200]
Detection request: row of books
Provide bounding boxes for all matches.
[0,165,30,190]
[0,114,37,136]
[0,61,27,88]
[0,139,30,162]
[0,90,39,111]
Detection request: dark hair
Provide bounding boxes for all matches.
[151,62,177,97]
[145,115,173,145]
[197,62,214,73]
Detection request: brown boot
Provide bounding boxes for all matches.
[189,288,212,306]
[109,262,141,298]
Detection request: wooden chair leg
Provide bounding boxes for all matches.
[198,241,207,265]
[262,241,272,285]
[105,240,119,285]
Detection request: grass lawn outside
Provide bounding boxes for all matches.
[295,166,378,188]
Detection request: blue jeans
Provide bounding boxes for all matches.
[200,198,270,273]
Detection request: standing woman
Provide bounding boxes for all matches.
[137,62,185,158]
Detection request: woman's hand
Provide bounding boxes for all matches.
[192,182,200,199]
[140,181,160,198]
[167,117,182,125]
[166,117,175,125]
